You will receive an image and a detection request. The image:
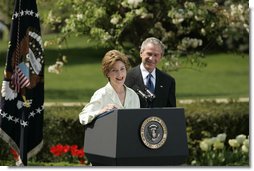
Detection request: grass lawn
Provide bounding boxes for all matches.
[0,34,249,102]
[170,53,249,100]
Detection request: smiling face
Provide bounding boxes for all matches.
[140,43,162,73]
[102,50,129,88]
[107,60,127,87]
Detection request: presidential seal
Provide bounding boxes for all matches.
[140,116,167,149]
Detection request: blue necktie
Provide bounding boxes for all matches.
[146,73,155,93]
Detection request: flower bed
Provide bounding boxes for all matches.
[50,144,86,164]
[0,100,249,166]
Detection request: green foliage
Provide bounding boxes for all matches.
[35,105,84,162]
[190,133,249,166]
[0,34,249,102]
[183,101,249,139]
[45,0,249,68]
[0,0,14,29]
[27,161,86,166]
[183,100,249,166]
[0,101,249,166]
[0,141,14,162]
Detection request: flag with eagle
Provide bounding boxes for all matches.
[0,0,44,166]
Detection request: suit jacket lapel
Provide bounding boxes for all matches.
[136,66,147,91]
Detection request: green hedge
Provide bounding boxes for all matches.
[181,100,249,165]
[183,100,249,139]
[36,105,84,162]
[1,101,249,165]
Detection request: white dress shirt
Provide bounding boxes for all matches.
[79,82,140,125]
[140,63,156,87]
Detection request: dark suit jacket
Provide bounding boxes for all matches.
[125,65,176,108]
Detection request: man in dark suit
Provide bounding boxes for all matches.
[125,37,176,108]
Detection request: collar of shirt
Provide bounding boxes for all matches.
[140,63,156,85]
[105,82,128,108]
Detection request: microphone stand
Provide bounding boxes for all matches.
[133,85,156,108]
[145,88,156,108]
[146,96,155,108]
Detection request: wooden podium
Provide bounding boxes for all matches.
[84,108,188,166]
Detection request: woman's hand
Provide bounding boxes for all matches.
[99,104,118,114]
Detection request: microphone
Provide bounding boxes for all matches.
[144,87,156,100]
[133,85,148,100]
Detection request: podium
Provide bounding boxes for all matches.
[84,108,188,166]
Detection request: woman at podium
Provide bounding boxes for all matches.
[79,50,140,125]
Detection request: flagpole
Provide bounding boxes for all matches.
[20,106,28,166]
[15,0,27,165]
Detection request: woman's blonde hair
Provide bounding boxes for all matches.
[101,50,130,77]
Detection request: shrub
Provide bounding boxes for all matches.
[1,101,249,166]
[191,133,249,166]
[35,105,84,162]
[181,100,249,165]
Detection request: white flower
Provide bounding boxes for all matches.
[216,133,227,142]
[213,140,224,150]
[76,14,83,20]
[48,61,64,74]
[127,0,143,8]
[56,61,64,67]
[184,2,196,9]
[102,33,111,41]
[110,16,119,25]
[206,137,217,145]
[237,4,244,14]
[187,11,194,17]
[243,139,249,148]
[172,13,184,24]
[212,2,218,8]
[228,139,240,148]
[191,39,199,48]
[43,41,48,47]
[135,8,145,16]
[199,39,203,46]
[236,134,247,144]
[172,18,184,24]
[194,15,202,21]
[241,144,248,153]
[48,65,59,74]
[204,0,215,3]
[200,141,210,151]
[62,56,68,63]
[191,160,197,165]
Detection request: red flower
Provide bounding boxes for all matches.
[77,149,85,158]
[50,144,86,164]
[63,145,70,153]
[10,148,19,161]
[50,144,65,156]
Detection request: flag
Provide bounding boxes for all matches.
[0,0,44,166]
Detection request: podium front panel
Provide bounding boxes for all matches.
[84,111,118,158]
[84,108,188,165]
[116,108,188,165]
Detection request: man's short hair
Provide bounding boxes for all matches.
[140,37,166,56]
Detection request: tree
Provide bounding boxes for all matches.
[44,0,249,70]
[0,0,14,30]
